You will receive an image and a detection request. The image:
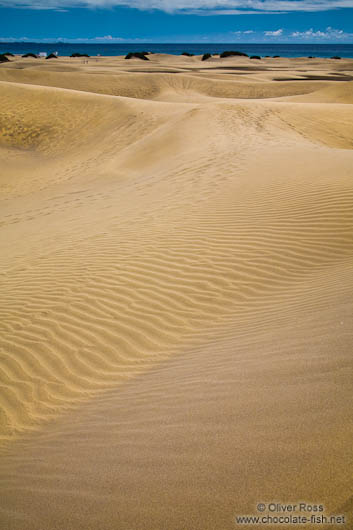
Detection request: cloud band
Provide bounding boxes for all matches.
[1,0,353,13]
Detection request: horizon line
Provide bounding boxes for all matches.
[2,41,353,44]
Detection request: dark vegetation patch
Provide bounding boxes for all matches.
[124,69,180,73]
[199,65,268,71]
[125,52,149,60]
[220,51,248,58]
[202,53,211,61]
[0,54,10,63]
[274,74,353,81]
[181,52,194,57]
[71,53,90,57]
[250,56,261,60]
[3,52,14,57]
[46,53,58,59]
[331,56,342,60]
[22,53,37,58]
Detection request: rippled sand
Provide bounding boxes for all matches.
[0,53,353,530]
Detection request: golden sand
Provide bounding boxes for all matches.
[0,53,352,529]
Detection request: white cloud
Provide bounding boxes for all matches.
[92,34,124,40]
[2,27,352,42]
[0,35,128,42]
[186,9,284,15]
[2,0,353,13]
[291,26,353,39]
[217,25,353,42]
[265,28,283,36]
[232,29,254,34]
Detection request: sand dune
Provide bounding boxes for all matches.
[0,55,353,529]
[285,80,353,104]
[0,61,335,101]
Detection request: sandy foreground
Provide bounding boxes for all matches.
[0,53,353,530]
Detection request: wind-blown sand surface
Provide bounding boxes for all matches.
[0,53,353,530]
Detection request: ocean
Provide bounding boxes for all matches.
[1,42,353,58]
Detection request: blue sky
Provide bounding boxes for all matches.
[1,1,353,42]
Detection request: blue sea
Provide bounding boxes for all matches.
[1,42,353,58]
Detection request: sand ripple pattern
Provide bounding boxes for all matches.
[1,75,353,443]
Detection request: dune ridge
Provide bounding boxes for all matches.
[0,66,336,101]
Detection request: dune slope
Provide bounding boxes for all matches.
[0,56,353,530]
